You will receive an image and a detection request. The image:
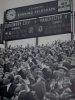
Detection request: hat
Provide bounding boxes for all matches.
[69,68,75,74]
[58,65,69,72]
[63,60,71,69]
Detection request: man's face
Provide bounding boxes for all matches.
[14,77,20,84]
[69,70,75,81]
[32,71,37,79]
[33,69,42,79]
[3,73,10,84]
[70,74,75,82]
[63,77,71,88]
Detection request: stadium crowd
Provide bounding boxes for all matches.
[0,40,75,100]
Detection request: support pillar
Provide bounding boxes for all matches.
[36,37,38,46]
[5,41,8,48]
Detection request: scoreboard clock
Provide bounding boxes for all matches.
[6,9,16,21]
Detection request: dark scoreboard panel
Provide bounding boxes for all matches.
[4,1,58,22]
[4,0,71,22]
[0,24,3,43]
[4,12,71,41]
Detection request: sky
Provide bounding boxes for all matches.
[0,0,75,48]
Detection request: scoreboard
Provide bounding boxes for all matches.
[4,12,71,41]
[3,0,72,41]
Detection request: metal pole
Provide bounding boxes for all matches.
[71,0,74,40]
[3,11,8,48]
[5,41,8,48]
[36,37,38,46]
[1,24,3,44]
[74,11,75,38]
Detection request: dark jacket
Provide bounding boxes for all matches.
[3,63,10,73]
[18,91,39,100]
[32,78,46,100]
[0,82,17,99]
